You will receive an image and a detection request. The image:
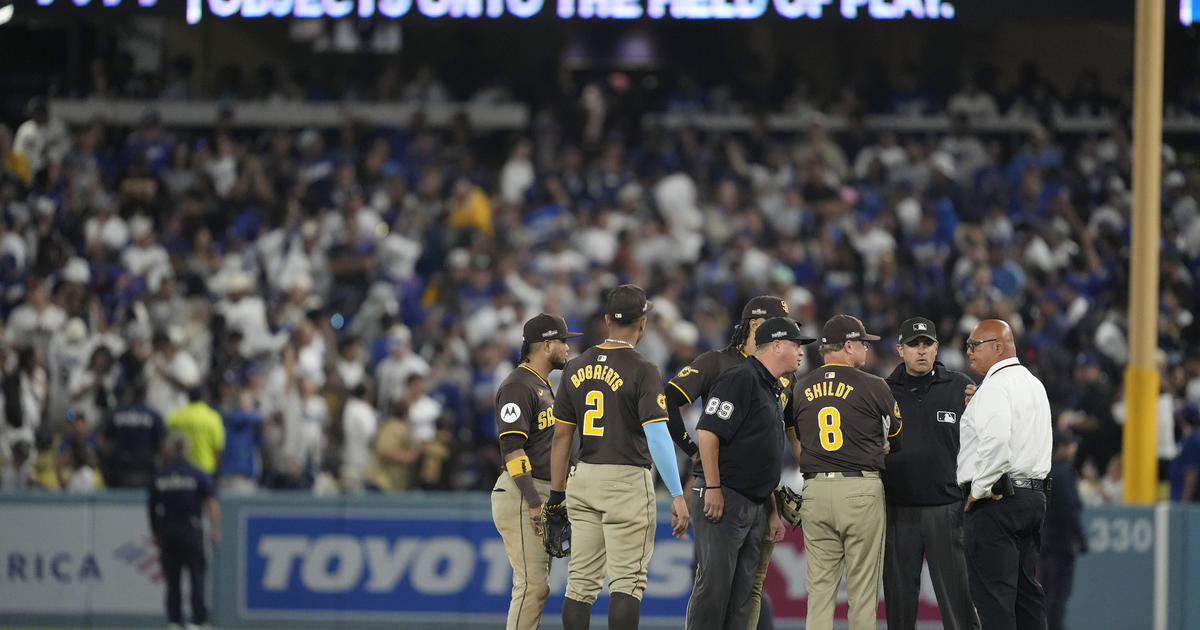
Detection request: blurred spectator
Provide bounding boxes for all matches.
[340,381,378,493]
[7,280,66,355]
[1170,404,1200,503]
[4,346,47,446]
[67,345,119,429]
[97,379,166,489]
[0,439,38,489]
[400,373,442,446]
[146,329,201,417]
[416,419,456,490]
[1043,429,1087,630]
[363,402,417,492]
[375,324,429,414]
[947,74,999,121]
[217,377,263,494]
[165,388,225,476]
[0,124,32,187]
[13,97,70,178]
[56,408,101,492]
[271,342,327,489]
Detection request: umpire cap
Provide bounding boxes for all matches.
[606,284,653,323]
[522,313,582,343]
[897,317,937,345]
[755,317,816,346]
[821,314,881,344]
[741,295,789,321]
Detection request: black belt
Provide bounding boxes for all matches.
[1011,478,1048,491]
[960,476,1048,497]
[803,471,872,480]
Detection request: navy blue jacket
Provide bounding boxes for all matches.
[148,458,213,536]
[884,361,975,506]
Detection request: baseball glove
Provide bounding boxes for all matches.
[774,485,802,528]
[541,502,571,558]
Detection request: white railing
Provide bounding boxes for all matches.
[646,111,1200,134]
[48,98,530,130]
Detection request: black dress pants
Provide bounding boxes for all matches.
[160,530,208,626]
[963,488,1047,630]
[1040,551,1077,630]
[884,501,980,630]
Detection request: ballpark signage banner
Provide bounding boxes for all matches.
[7,0,1140,24]
[238,509,696,620]
[18,0,964,23]
[235,507,944,623]
[0,503,163,615]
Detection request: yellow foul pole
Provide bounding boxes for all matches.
[1123,0,1164,505]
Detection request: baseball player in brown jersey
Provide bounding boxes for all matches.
[792,315,902,630]
[665,295,806,628]
[547,284,689,630]
[492,314,581,630]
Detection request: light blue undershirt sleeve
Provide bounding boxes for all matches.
[644,420,684,497]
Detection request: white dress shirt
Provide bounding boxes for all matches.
[957,357,1052,499]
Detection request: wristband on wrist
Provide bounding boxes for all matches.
[548,490,566,505]
[706,485,721,490]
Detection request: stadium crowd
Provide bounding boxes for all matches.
[0,65,1198,501]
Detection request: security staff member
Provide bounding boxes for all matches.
[1042,429,1086,630]
[491,313,580,630]
[793,315,901,630]
[548,284,689,630]
[686,317,813,630]
[666,295,805,629]
[957,319,1051,630]
[148,434,219,630]
[98,379,166,488]
[883,317,979,630]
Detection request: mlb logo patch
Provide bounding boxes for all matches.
[825,372,836,379]
[937,411,957,424]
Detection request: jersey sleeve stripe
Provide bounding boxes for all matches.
[641,417,668,426]
[667,380,693,404]
[498,430,529,439]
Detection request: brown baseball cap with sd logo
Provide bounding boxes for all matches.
[522,314,582,342]
[741,295,789,320]
[820,314,881,344]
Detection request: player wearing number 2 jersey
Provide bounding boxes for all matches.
[547,284,690,630]
[792,315,902,630]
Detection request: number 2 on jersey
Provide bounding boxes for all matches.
[818,406,843,451]
[583,390,605,436]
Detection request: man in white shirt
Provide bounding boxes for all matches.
[341,383,378,494]
[146,330,201,418]
[13,97,69,177]
[957,319,1052,630]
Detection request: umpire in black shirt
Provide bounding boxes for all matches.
[685,317,813,630]
[883,317,980,630]
[149,433,220,630]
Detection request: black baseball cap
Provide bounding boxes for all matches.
[741,295,789,321]
[820,314,881,344]
[522,314,582,343]
[606,284,653,323]
[755,317,817,346]
[898,317,938,345]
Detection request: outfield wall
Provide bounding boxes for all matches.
[1,491,1197,629]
